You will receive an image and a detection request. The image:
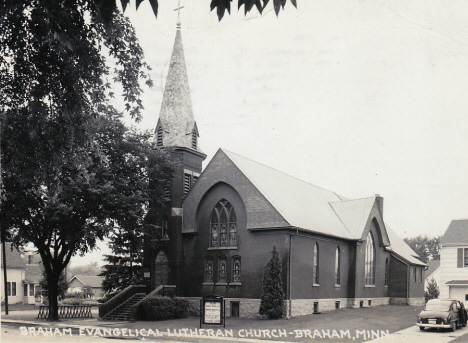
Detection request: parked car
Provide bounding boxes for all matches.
[417,299,467,331]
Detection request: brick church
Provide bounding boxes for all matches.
[141,24,426,318]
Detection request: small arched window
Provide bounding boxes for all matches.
[205,258,213,283]
[210,199,237,247]
[365,232,376,286]
[218,257,227,283]
[232,257,241,283]
[335,246,341,286]
[313,242,319,285]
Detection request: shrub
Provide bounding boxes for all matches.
[136,296,191,321]
[259,245,285,319]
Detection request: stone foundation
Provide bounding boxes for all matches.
[182,297,396,318]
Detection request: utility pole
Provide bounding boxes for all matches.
[0,113,8,315]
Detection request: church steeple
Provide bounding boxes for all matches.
[155,24,201,153]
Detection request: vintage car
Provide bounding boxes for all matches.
[417,299,467,331]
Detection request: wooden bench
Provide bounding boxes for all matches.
[37,305,92,319]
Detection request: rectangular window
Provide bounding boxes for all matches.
[24,284,28,297]
[30,284,35,296]
[7,282,16,296]
[419,268,423,283]
[465,294,468,301]
[464,248,468,267]
[163,182,171,201]
[231,302,240,317]
[335,301,340,309]
[413,267,416,283]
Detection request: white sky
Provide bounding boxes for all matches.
[72,0,468,266]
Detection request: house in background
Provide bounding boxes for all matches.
[1,243,42,304]
[68,275,105,299]
[439,219,468,304]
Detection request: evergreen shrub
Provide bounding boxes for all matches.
[259,245,285,319]
[137,296,191,321]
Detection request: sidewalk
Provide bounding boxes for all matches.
[4,305,466,343]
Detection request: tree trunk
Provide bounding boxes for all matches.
[47,274,60,321]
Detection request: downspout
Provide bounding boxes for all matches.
[287,232,293,318]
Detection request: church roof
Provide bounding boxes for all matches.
[221,149,424,266]
[155,26,201,152]
[440,219,468,245]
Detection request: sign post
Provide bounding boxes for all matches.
[200,295,225,328]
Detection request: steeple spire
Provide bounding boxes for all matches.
[155,19,200,152]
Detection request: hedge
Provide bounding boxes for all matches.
[136,296,192,321]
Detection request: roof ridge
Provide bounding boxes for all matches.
[221,148,345,197]
[329,196,376,204]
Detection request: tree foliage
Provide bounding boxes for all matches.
[94,0,297,22]
[404,235,441,263]
[0,1,169,321]
[259,245,285,319]
[425,278,440,303]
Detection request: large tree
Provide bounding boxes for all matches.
[404,235,441,263]
[0,1,169,321]
[94,0,298,22]
[259,245,285,319]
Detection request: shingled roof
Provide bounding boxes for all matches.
[1,243,26,268]
[221,149,424,266]
[155,25,202,153]
[440,219,468,245]
[68,275,104,288]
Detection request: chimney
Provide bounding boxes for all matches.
[375,194,383,217]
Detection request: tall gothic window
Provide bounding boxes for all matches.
[335,246,341,286]
[210,199,237,247]
[384,257,389,286]
[365,232,376,286]
[313,242,319,285]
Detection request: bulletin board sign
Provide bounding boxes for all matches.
[200,295,225,328]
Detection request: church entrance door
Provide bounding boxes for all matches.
[154,250,170,286]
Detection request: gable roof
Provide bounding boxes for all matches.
[1,243,26,268]
[221,149,425,266]
[68,275,104,288]
[425,259,440,279]
[440,220,468,245]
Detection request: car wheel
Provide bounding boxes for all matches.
[451,322,457,332]
[419,326,425,331]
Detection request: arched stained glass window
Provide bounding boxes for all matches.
[384,257,389,286]
[210,199,237,247]
[313,242,319,285]
[205,258,213,283]
[218,257,227,282]
[335,246,341,286]
[232,257,241,283]
[365,232,376,286]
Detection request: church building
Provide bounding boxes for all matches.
[141,23,426,318]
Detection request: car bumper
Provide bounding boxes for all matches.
[416,323,452,329]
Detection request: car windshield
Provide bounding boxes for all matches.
[425,302,451,311]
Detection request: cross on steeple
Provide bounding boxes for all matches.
[174,0,184,27]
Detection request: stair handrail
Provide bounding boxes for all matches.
[130,285,177,321]
[99,284,146,320]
